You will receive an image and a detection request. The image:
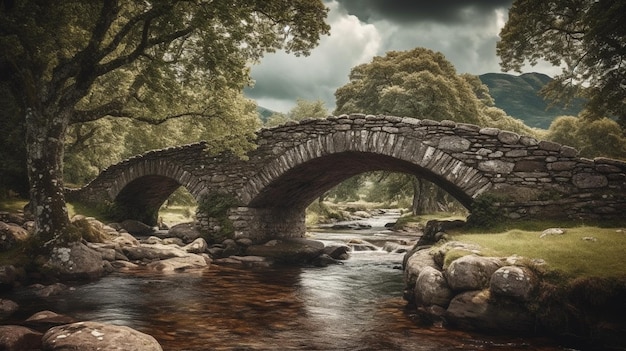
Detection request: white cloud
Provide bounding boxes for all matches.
[246,1,563,114]
[246,1,381,113]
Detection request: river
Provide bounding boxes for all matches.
[3,212,571,350]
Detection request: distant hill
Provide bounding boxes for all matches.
[257,106,276,123]
[479,72,584,129]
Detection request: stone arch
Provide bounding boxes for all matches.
[240,130,493,210]
[102,158,204,225]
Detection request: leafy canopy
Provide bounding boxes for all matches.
[497,0,626,126]
[0,0,330,124]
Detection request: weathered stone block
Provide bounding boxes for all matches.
[477,160,515,174]
[439,136,471,152]
[572,173,609,189]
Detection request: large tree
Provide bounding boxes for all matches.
[0,0,329,250]
[333,47,535,214]
[497,0,626,126]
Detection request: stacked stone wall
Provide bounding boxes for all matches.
[67,114,626,241]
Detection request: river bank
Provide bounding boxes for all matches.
[1,207,625,350]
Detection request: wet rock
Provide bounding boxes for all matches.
[42,321,163,351]
[0,325,42,351]
[404,249,438,290]
[162,237,184,246]
[415,266,453,307]
[382,242,410,253]
[445,290,534,333]
[110,260,140,271]
[445,255,502,291]
[0,299,18,318]
[112,232,140,247]
[122,244,186,261]
[221,239,241,257]
[45,242,104,280]
[323,244,350,260]
[489,266,537,301]
[120,219,154,236]
[224,255,273,268]
[246,238,324,264]
[146,254,210,273]
[312,253,342,267]
[168,222,201,243]
[0,221,29,251]
[25,310,77,329]
[346,238,378,251]
[183,238,208,254]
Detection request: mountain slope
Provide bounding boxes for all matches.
[479,72,584,129]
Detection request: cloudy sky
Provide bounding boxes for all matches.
[244,0,560,114]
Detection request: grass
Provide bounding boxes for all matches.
[449,226,626,280]
[0,198,28,212]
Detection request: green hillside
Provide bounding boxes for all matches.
[479,72,584,129]
[257,106,275,123]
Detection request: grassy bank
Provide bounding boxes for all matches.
[448,225,626,280]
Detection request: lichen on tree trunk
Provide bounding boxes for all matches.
[25,107,71,250]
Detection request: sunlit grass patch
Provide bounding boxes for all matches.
[451,226,626,280]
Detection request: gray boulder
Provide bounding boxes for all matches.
[183,238,208,254]
[45,242,104,280]
[168,222,201,243]
[323,244,350,260]
[489,266,537,301]
[42,321,162,351]
[146,254,210,273]
[415,266,453,307]
[445,255,502,291]
[404,249,438,289]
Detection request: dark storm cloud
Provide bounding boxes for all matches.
[335,0,512,24]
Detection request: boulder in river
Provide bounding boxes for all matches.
[44,242,104,280]
[245,238,324,264]
[42,321,163,351]
[445,255,502,292]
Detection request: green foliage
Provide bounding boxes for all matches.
[498,0,626,126]
[263,99,329,127]
[0,0,330,245]
[547,116,626,159]
[335,48,483,124]
[198,192,238,243]
[467,193,508,228]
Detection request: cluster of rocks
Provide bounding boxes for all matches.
[0,211,360,350]
[404,240,540,333]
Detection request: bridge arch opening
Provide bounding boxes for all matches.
[248,151,475,212]
[113,175,197,226]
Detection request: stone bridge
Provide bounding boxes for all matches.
[67,115,626,243]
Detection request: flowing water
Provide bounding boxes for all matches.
[3,213,570,350]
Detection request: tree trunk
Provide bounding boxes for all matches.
[25,106,71,250]
[411,177,425,215]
